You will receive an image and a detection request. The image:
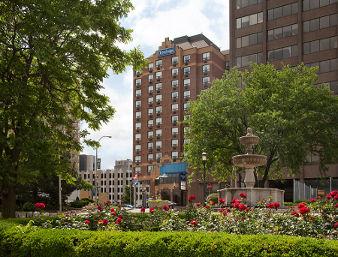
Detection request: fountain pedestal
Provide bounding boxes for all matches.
[219,128,284,206]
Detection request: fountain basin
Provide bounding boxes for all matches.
[218,188,285,207]
[232,154,267,169]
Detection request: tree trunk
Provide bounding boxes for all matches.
[1,184,16,218]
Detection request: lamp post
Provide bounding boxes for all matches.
[94,135,112,202]
[202,152,207,202]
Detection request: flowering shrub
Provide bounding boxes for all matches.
[34,202,46,210]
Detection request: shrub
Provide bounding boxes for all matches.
[22,202,35,212]
[69,198,93,209]
[0,219,337,257]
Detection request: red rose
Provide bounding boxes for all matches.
[273,202,280,209]
[195,202,201,207]
[34,202,46,209]
[334,194,338,200]
[309,198,316,203]
[102,219,108,225]
[140,207,145,213]
[291,211,300,217]
[204,205,210,209]
[190,219,198,226]
[238,203,247,211]
[84,219,91,225]
[219,198,225,204]
[329,191,337,197]
[97,205,103,211]
[115,217,122,224]
[239,192,247,198]
[334,222,338,229]
[299,206,310,215]
[219,208,229,216]
[335,203,338,208]
[188,195,196,202]
[162,204,169,211]
[297,202,307,209]
[149,207,155,213]
[110,208,117,216]
[326,194,332,200]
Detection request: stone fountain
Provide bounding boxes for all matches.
[219,128,284,206]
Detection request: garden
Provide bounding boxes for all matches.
[0,191,337,256]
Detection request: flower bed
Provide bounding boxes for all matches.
[12,191,337,239]
[0,219,337,257]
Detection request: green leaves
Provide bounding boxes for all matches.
[185,64,338,182]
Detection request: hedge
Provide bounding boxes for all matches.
[0,220,337,257]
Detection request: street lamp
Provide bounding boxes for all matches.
[94,135,112,201]
[202,152,207,202]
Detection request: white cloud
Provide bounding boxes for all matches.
[81,0,230,169]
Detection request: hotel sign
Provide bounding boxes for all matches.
[158,47,175,57]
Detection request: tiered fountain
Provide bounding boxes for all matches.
[219,128,284,206]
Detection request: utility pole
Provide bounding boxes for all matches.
[58,175,62,212]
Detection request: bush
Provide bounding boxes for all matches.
[22,202,35,212]
[0,219,337,257]
[69,198,93,209]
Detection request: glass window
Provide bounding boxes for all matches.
[155,106,162,113]
[135,156,141,162]
[291,24,298,35]
[242,15,250,27]
[283,4,291,16]
[135,133,141,140]
[155,129,162,137]
[202,77,210,84]
[148,63,153,70]
[320,60,330,73]
[236,38,241,48]
[183,55,190,63]
[148,154,153,161]
[135,111,141,118]
[155,71,162,79]
[274,7,282,19]
[148,131,153,138]
[184,66,191,74]
[310,19,319,31]
[147,120,153,126]
[310,0,319,9]
[148,108,153,115]
[135,79,141,85]
[236,18,242,29]
[303,21,310,33]
[184,102,190,110]
[330,14,338,26]
[303,42,310,54]
[202,52,210,60]
[156,153,162,160]
[135,145,141,150]
[320,38,330,51]
[135,89,141,96]
[135,100,141,107]
[172,80,178,88]
[310,41,319,53]
[172,103,178,111]
[147,165,153,173]
[148,74,153,82]
[172,56,178,65]
[320,16,330,29]
[283,25,292,37]
[249,13,258,25]
[257,12,263,23]
[172,152,179,159]
[202,64,210,73]
[155,60,162,67]
[155,117,162,125]
[155,95,162,102]
[172,91,178,99]
[184,91,190,97]
[268,30,274,41]
[155,83,162,91]
[241,35,249,47]
[148,97,153,104]
[155,141,162,148]
[184,78,190,85]
[172,116,179,123]
[148,85,153,93]
[172,68,178,76]
[135,122,141,129]
[172,139,178,147]
[172,127,178,135]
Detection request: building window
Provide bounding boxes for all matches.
[303,14,338,33]
[148,131,153,139]
[268,45,298,61]
[155,106,162,114]
[172,56,178,65]
[202,77,210,87]
[171,151,179,160]
[184,91,190,99]
[202,52,210,61]
[148,108,153,115]
[172,103,178,111]
[236,52,263,68]
[172,139,178,147]
[148,85,153,94]
[135,156,141,162]
[303,0,337,11]
[172,115,179,124]
[172,68,179,77]
[184,102,190,110]
[236,32,263,48]
[184,78,190,87]
[329,81,338,94]
[236,0,262,9]
[148,63,153,71]
[155,83,162,91]
[135,122,141,129]
[172,91,179,100]
[202,64,210,73]
[156,153,162,162]
[135,89,141,97]
[155,117,162,125]
[155,59,162,68]
[172,127,179,136]
[172,80,178,89]
[306,58,338,73]
[183,55,191,64]
[155,95,162,103]
[148,119,153,127]
[155,71,162,80]
[148,154,153,161]
[304,36,338,54]
[147,165,153,173]
[236,12,263,29]
[135,79,141,86]
[268,24,298,41]
[135,100,141,108]
[135,111,141,119]
[148,97,153,104]
[135,133,141,140]
[148,74,153,83]
[183,66,191,76]
[268,3,298,20]
[155,141,162,148]
[135,145,141,151]
[155,129,162,138]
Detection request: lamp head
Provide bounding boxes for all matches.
[202,152,207,161]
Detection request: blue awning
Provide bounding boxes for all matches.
[160,162,188,175]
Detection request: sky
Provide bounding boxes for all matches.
[81,0,230,169]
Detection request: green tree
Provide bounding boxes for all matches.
[0,0,145,217]
[122,185,133,205]
[185,64,338,186]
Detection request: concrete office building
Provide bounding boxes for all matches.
[132,34,229,204]
[229,0,338,200]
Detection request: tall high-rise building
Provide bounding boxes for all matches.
[229,0,338,200]
[133,34,229,204]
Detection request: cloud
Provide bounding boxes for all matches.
[81,0,229,169]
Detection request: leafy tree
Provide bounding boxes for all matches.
[122,185,133,205]
[185,64,338,186]
[0,0,145,217]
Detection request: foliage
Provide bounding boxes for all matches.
[69,198,94,209]
[0,0,145,217]
[0,220,337,257]
[184,64,338,184]
[22,202,35,212]
[121,185,133,205]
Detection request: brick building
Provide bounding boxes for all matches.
[230,0,338,200]
[133,34,229,205]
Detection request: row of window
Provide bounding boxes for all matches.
[236,52,263,68]
[135,91,191,106]
[236,12,263,29]
[135,151,181,163]
[268,24,298,41]
[267,3,298,21]
[303,14,338,33]
[236,32,263,48]
[304,36,338,55]
[147,52,211,70]
[136,77,211,88]
[135,104,190,120]
[136,139,180,151]
[236,0,262,9]
[306,58,338,74]
[83,172,131,179]
[135,127,184,141]
[303,0,338,11]
[268,45,298,61]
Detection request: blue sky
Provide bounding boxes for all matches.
[81,0,230,169]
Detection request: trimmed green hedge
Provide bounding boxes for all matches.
[0,220,337,257]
